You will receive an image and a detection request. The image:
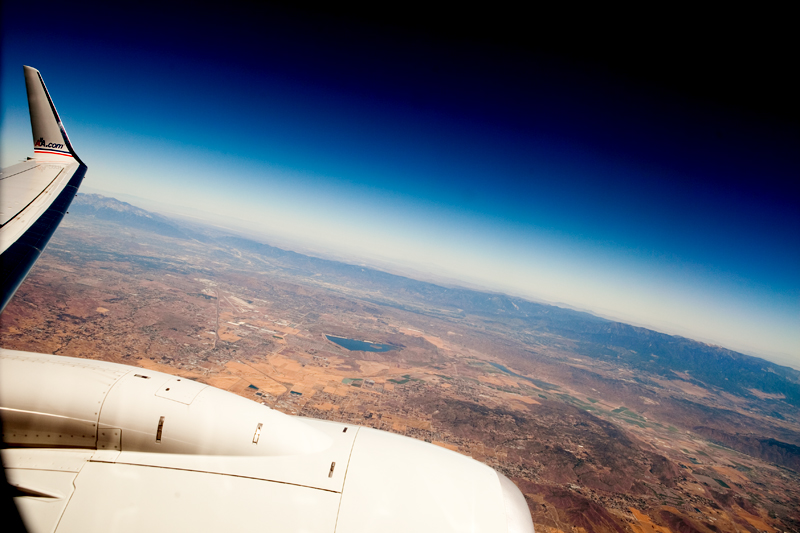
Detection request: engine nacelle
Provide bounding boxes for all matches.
[1,349,534,533]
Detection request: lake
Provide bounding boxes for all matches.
[326,335,395,352]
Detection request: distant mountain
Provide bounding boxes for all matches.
[70,194,207,241]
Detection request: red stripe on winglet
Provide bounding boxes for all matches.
[34,150,73,157]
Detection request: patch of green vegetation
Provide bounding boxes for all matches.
[388,378,410,385]
[557,394,596,411]
[538,394,548,399]
[619,418,647,428]
[706,443,731,452]
[586,398,599,403]
[714,479,730,488]
[394,374,423,383]
[668,426,679,433]
[342,378,355,385]
[689,457,701,464]
[731,462,752,472]
[435,374,453,380]
[609,406,647,426]
[623,409,646,421]
[491,385,521,394]
[529,379,559,391]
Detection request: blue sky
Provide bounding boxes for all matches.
[2,5,798,367]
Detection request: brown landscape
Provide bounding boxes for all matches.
[1,196,798,533]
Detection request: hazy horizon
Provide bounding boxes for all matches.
[78,185,800,371]
[2,5,797,368]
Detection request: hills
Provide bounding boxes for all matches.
[70,193,207,241]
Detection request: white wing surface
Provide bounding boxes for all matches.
[0,66,87,312]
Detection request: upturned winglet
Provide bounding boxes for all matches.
[1,67,87,313]
[24,65,83,164]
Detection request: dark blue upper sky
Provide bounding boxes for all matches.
[2,4,798,364]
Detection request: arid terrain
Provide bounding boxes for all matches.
[2,194,798,533]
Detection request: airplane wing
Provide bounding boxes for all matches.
[0,66,87,313]
[0,68,535,533]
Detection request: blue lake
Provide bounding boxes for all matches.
[326,335,395,353]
